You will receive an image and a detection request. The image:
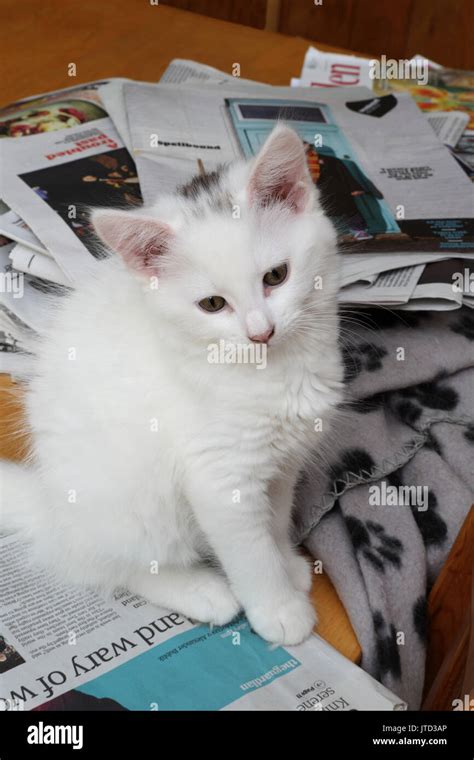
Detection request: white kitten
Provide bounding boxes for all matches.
[1,125,343,645]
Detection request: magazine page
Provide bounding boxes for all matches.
[0,81,143,283]
[123,81,474,256]
[0,532,405,711]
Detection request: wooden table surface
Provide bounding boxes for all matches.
[0,2,361,663]
[1,0,371,106]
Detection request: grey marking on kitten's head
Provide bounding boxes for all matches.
[178,165,232,213]
[179,167,223,199]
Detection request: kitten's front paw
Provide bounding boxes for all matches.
[187,571,241,626]
[247,592,317,646]
[287,552,313,594]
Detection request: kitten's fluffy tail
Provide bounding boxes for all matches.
[0,459,39,533]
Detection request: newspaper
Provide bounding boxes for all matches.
[0,201,50,256]
[160,58,262,88]
[0,238,60,340]
[425,111,469,149]
[99,77,160,153]
[0,80,143,283]
[340,250,474,288]
[398,257,474,311]
[341,258,474,310]
[0,241,33,375]
[454,130,474,177]
[124,75,474,268]
[373,57,474,181]
[0,531,405,711]
[297,48,474,180]
[2,62,474,368]
[9,244,71,287]
[2,60,473,711]
[292,79,468,148]
[340,264,425,306]
[132,60,264,202]
[123,79,473,249]
[154,62,474,310]
[298,46,373,88]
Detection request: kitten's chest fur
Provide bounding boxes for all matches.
[201,360,340,473]
[266,368,336,461]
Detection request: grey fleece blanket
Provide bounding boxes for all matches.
[294,307,474,709]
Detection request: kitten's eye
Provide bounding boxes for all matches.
[198,295,227,313]
[263,263,288,287]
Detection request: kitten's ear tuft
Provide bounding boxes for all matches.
[248,125,313,213]
[92,210,174,275]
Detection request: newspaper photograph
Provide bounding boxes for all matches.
[123,80,474,255]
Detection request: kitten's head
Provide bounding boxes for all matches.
[92,125,339,355]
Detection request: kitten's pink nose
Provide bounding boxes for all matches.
[248,327,274,344]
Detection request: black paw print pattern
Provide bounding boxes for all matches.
[395,377,459,426]
[413,596,428,643]
[450,311,474,341]
[388,471,448,549]
[464,424,474,443]
[424,431,443,456]
[373,610,402,680]
[411,490,448,548]
[329,449,376,496]
[341,342,388,382]
[345,515,404,573]
[352,391,387,415]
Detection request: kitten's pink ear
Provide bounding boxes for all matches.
[92,210,173,275]
[248,125,313,213]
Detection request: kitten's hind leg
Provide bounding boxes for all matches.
[128,565,241,625]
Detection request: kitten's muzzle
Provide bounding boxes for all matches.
[248,327,274,344]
